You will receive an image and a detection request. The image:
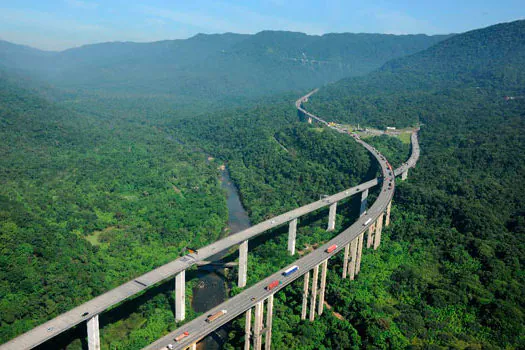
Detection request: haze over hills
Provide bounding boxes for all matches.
[1,18,524,350]
[0,31,450,98]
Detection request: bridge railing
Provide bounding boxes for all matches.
[143,91,420,350]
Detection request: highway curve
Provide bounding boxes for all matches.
[143,90,420,350]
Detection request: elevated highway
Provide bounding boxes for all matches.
[1,89,419,350]
[144,91,420,350]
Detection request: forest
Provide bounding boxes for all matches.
[0,18,524,350]
[220,20,525,348]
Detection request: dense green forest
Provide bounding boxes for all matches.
[0,71,229,345]
[222,20,524,349]
[1,19,524,350]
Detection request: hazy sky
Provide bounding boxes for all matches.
[0,0,523,51]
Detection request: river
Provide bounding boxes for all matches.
[191,168,251,349]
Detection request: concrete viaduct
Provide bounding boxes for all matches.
[0,90,419,350]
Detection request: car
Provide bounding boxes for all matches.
[167,345,174,350]
[250,297,256,301]
[81,312,89,317]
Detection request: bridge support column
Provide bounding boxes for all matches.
[367,222,375,249]
[348,238,358,280]
[189,344,196,350]
[244,308,252,350]
[87,314,100,350]
[360,189,369,216]
[253,301,264,350]
[308,117,313,124]
[309,264,319,322]
[301,271,310,320]
[265,294,274,350]
[327,202,337,231]
[385,201,392,227]
[287,218,297,255]
[402,169,408,180]
[238,240,248,288]
[374,214,384,250]
[342,244,350,278]
[318,260,328,315]
[355,233,364,274]
[175,270,185,321]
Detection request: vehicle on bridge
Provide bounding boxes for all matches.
[174,331,189,342]
[266,280,282,291]
[283,266,299,276]
[206,310,227,323]
[326,244,338,253]
[364,218,372,226]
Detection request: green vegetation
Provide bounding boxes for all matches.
[0,72,228,345]
[264,19,525,348]
[1,19,524,350]
[0,31,449,99]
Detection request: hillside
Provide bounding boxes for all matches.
[0,31,450,98]
[307,20,525,127]
[287,20,525,348]
[0,71,232,345]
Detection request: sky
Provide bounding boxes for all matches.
[0,0,523,51]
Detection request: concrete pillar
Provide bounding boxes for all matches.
[288,218,297,255]
[238,240,248,288]
[253,301,264,350]
[327,202,337,231]
[318,260,328,315]
[342,244,350,279]
[355,233,364,275]
[265,294,274,350]
[301,272,310,320]
[175,270,185,321]
[309,265,319,322]
[385,201,392,227]
[244,308,252,350]
[367,223,375,249]
[348,238,358,280]
[308,117,313,124]
[401,169,408,180]
[189,344,196,350]
[360,189,369,217]
[87,314,100,350]
[374,214,384,250]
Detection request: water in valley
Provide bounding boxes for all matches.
[192,168,251,349]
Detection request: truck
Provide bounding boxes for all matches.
[266,280,282,291]
[363,218,372,226]
[283,266,299,277]
[206,310,227,323]
[174,331,189,342]
[326,244,338,253]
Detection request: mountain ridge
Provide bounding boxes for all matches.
[0,30,452,98]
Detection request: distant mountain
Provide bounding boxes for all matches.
[380,20,525,88]
[0,31,450,98]
[307,20,525,126]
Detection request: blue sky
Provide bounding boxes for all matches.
[0,0,523,50]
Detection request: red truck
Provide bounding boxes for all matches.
[266,280,282,291]
[326,244,338,253]
[174,331,189,342]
